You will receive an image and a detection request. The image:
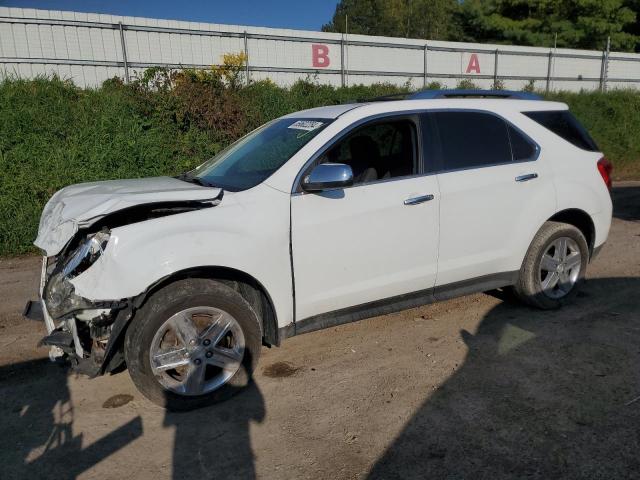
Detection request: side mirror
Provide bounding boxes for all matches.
[302,163,353,192]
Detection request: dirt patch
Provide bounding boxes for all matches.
[262,361,301,378]
[102,394,134,409]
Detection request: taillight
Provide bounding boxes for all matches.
[597,157,613,191]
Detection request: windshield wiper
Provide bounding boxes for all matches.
[189,177,209,187]
[177,173,215,188]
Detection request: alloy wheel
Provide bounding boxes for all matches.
[538,236,582,299]
[149,306,245,396]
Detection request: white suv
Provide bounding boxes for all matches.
[32,90,613,410]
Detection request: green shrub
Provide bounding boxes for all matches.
[522,79,536,92]
[492,79,505,90]
[0,73,638,256]
[456,78,479,89]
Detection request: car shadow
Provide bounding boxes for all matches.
[164,350,266,480]
[0,354,264,480]
[0,359,143,480]
[612,183,640,221]
[165,380,265,479]
[367,276,640,479]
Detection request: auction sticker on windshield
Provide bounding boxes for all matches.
[288,120,325,131]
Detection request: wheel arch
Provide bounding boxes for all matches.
[101,265,280,374]
[548,208,596,259]
[136,266,281,347]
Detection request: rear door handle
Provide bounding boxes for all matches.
[515,173,538,182]
[404,194,434,206]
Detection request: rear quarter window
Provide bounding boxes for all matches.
[507,124,538,161]
[524,110,599,152]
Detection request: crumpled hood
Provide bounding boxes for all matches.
[35,176,221,256]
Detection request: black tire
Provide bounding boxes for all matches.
[124,278,262,411]
[513,221,589,310]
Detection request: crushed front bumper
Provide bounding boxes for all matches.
[26,256,130,375]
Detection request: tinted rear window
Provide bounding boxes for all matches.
[524,110,599,151]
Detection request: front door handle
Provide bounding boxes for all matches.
[515,173,538,182]
[404,194,434,206]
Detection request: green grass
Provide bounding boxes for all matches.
[0,77,221,256]
[1,74,638,256]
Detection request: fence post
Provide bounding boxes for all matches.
[545,49,553,93]
[493,49,499,87]
[600,36,610,92]
[118,22,130,83]
[243,30,250,85]
[340,34,345,88]
[423,43,428,89]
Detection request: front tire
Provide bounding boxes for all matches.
[513,221,589,310]
[124,278,262,411]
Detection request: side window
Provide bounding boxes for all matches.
[507,124,537,161]
[433,111,512,170]
[318,119,417,185]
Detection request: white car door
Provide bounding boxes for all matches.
[426,110,556,292]
[290,116,440,324]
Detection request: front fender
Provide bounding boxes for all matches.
[71,184,294,328]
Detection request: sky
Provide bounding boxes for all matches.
[0,0,340,31]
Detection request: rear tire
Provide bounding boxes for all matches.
[124,278,262,411]
[513,221,589,310]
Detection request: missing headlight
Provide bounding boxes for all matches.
[62,230,110,278]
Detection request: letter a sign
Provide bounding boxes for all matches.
[312,44,330,68]
[466,53,481,74]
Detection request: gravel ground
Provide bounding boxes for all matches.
[0,182,639,480]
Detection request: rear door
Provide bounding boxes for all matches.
[424,110,556,292]
[291,115,440,322]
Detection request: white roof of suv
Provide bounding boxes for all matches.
[284,97,568,120]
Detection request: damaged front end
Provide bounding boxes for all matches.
[28,179,224,376]
[35,230,131,376]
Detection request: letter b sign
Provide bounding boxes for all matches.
[312,44,330,68]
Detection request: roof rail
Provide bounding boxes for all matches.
[355,88,542,104]
[408,89,542,100]
[355,92,409,102]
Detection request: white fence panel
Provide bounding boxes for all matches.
[1,6,640,92]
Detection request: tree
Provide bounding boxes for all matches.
[457,0,637,52]
[322,0,639,51]
[322,0,461,41]
[623,0,640,50]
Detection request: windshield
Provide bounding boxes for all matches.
[184,118,332,191]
